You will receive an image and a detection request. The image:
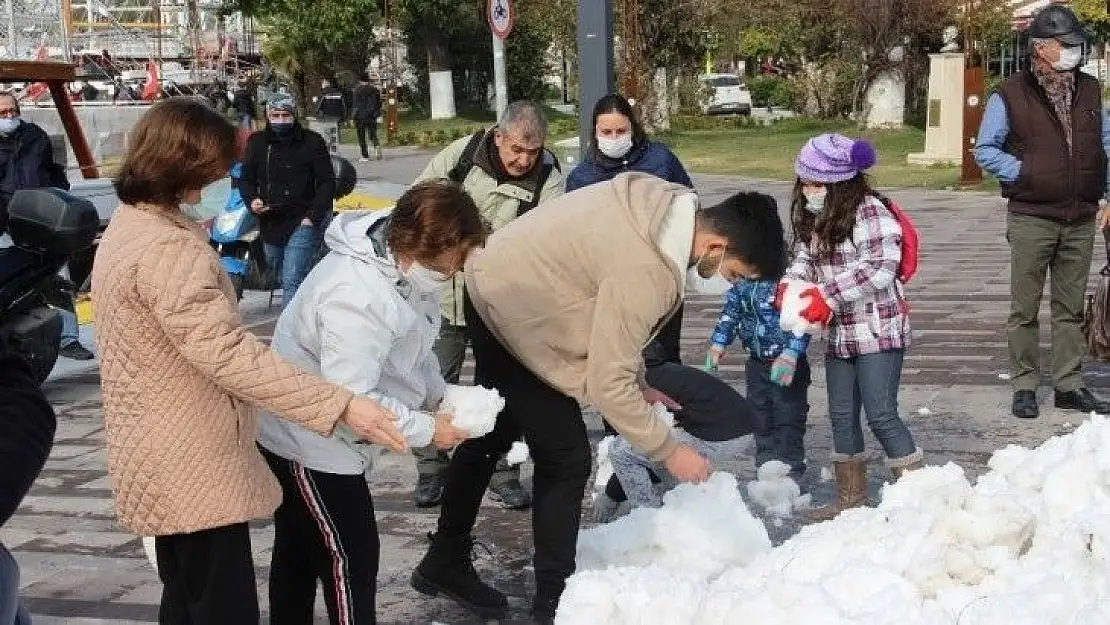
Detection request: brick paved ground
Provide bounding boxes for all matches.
[4,148,1107,624]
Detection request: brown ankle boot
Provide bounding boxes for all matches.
[888,448,925,481]
[890,460,923,480]
[808,458,866,521]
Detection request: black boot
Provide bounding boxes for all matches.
[414,473,443,508]
[488,478,531,510]
[1054,388,1110,414]
[1012,390,1039,419]
[411,533,508,619]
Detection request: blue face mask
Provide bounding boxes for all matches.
[0,117,22,135]
[271,121,294,135]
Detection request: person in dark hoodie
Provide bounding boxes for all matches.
[0,343,57,625]
[239,94,335,309]
[566,94,695,366]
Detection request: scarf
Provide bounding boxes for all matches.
[1032,61,1076,147]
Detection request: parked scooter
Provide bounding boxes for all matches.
[208,155,358,301]
[0,189,99,383]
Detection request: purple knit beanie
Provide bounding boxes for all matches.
[794,133,877,184]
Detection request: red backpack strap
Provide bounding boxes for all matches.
[878,196,919,283]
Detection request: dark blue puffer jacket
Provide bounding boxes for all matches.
[566,140,693,192]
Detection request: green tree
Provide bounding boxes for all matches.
[1074,0,1110,42]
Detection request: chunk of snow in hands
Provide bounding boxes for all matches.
[440,384,505,438]
[506,441,530,465]
[558,415,1110,624]
[777,278,825,338]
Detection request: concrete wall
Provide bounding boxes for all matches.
[21,104,151,172]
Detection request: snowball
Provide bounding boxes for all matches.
[998,373,1011,380]
[440,384,505,438]
[918,407,932,416]
[778,278,825,338]
[506,441,530,465]
[651,401,676,427]
[556,415,1110,624]
[142,536,158,571]
[746,460,802,517]
[820,467,833,483]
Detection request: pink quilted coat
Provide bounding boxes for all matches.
[91,203,354,536]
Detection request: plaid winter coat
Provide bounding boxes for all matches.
[785,195,911,359]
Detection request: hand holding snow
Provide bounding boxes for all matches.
[439,384,505,438]
[778,278,825,338]
[557,416,1110,624]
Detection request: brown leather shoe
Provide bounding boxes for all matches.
[891,460,924,480]
[808,458,867,522]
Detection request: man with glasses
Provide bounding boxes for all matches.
[239,94,335,309]
[0,93,92,361]
[408,100,564,511]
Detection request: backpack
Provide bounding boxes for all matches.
[877,196,920,283]
[1084,238,1110,361]
[447,131,561,216]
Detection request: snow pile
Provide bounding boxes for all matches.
[746,460,810,517]
[506,441,530,465]
[778,278,825,338]
[440,384,505,438]
[558,416,1110,624]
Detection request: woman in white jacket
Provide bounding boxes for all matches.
[256,180,487,625]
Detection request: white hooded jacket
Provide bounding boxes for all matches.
[257,210,442,475]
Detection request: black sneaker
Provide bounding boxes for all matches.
[1012,390,1039,419]
[59,342,95,360]
[414,473,443,508]
[1054,388,1110,414]
[488,478,531,510]
[411,533,508,620]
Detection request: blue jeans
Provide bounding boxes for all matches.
[746,355,811,475]
[825,349,917,460]
[264,225,319,309]
[0,543,31,624]
[59,307,79,347]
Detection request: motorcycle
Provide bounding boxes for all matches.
[0,189,99,383]
[208,155,358,301]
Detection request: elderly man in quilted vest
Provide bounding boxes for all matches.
[974,5,1110,420]
[91,98,407,624]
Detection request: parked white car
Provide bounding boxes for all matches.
[699,73,753,116]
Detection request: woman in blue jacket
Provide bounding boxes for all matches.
[567,93,694,365]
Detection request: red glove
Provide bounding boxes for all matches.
[773,281,788,310]
[799,286,833,325]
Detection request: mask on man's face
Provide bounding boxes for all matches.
[686,250,733,294]
[1053,45,1083,71]
[404,261,450,293]
[270,121,294,135]
[0,117,21,136]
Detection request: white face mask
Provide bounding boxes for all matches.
[404,261,450,293]
[803,189,827,215]
[597,134,633,160]
[0,117,21,135]
[1054,45,1082,71]
[686,251,733,294]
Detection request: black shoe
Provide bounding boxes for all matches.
[59,342,95,360]
[488,478,531,510]
[414,473,443,508]
[411,533,508,620]
[1012,390,1039,419]
[1054,388,1110,414]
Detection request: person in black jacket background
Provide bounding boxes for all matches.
[0,343,57,624]
[351,73,383,162]
[239,94,336,309]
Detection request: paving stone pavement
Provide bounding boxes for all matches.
[4,146,1109,624]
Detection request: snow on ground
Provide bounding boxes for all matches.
[440,384,505,438]
[558,416,1110,624]
[747,460,810,517]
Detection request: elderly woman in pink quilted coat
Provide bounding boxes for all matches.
[91,98,407,624]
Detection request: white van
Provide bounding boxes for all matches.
[699,73,753,116]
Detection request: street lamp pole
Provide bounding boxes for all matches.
[576,0,614,161]
[960,0,984,186]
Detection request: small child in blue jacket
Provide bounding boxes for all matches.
[707,278,811,479]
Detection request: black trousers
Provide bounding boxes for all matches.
[154,523,259,625]
[653,303,684,365]
[262,447,380,625]
[355,119,379,157]
[437,293,591,616]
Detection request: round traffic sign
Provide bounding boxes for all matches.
[489,0,514,39]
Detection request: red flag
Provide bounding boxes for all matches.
[141,62,160,101]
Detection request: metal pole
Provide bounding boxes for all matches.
[576,0,614,161]
[7,0,16,58]
[492,33,508,119]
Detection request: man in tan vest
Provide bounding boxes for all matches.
[410,172,789,623]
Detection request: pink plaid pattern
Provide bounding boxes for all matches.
[786,195,912,359]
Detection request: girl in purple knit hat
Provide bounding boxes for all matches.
[783,133,922,521]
